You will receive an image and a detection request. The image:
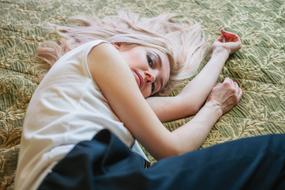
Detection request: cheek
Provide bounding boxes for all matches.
[141,90,148,98]
[120,52,132,66]
[127,52,145,68]
[141,87,152,98]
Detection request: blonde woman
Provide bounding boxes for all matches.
[15,12,285,190]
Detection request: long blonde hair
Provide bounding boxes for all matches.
[37,12,208,94]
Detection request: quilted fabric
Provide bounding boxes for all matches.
[0,0,284,189]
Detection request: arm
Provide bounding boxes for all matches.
[172,78,242,151]
[88,43,241,160]
[148,30,241,122]
[147,48,229,122]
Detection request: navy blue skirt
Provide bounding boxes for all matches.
[38,129,285,190]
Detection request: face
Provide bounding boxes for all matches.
[115,44,171,97]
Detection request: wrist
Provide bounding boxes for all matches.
[212,46,230,59]
[204,101,223,118]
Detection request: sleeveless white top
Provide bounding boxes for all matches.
[15,40,148,190]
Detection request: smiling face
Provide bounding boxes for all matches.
[115,43,171,98]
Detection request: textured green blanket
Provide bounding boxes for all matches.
[1,0,284,189]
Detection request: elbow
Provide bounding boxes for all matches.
[159,144,199,160]
[155,147,182,160]
[156,134,202,160]
[167,145,184,157]
[154,138,186,160]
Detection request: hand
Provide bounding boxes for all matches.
[206,78,242,115]
[212,29,241,55]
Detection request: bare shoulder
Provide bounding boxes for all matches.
[88,42,114,56]
[88,42,118,64]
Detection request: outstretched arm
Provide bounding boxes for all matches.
[147,30,241,122]
[172,78,242,151]
[88,42,241,160]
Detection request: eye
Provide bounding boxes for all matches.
[146,52,157,94]
[146,53,155,68]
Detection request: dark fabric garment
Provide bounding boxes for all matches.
[38,129,285,190]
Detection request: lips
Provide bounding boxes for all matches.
[133,70,143,89]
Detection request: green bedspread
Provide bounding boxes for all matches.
[0,0,284,189]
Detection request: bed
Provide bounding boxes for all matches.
[1,0,284,189]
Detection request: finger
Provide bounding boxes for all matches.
[223,96,238,113]
[222,78,233,88]
[234,81,239,90]
[216,34,224,42]
[222,82,237,98]
[217,33,223,39]
[233,82,242,101]
[225,77,236,86]
[224,41,242,51]
[224,40,242,46]
[224,77,232,83]
[238,87,243,100]
[234,82,241,98]
[230,79,236,85]
[228,80,239,97]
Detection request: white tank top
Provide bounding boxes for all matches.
[15,40,148,190]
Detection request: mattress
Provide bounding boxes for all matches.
[0,0,284,189]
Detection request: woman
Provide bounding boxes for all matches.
[15,12,285,190]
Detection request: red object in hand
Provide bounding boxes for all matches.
[220,29,239,42]
[212,28,242,54]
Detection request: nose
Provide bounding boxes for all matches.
[144,71,155,83]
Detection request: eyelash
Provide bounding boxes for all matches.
[146,53,156,94]
[147,54,154,68]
